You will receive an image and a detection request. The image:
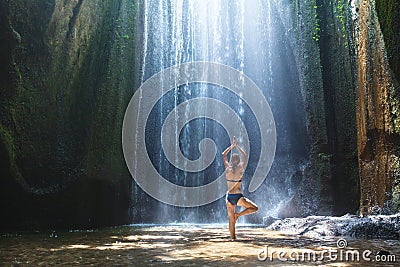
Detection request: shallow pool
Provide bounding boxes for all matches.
[1,224,398,266]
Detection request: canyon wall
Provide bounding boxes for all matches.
[275,0,400,217]
[354,0,400,214]
[0,0,136,229]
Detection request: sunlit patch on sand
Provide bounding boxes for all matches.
[120,234,185,241]
[66,244,91,249]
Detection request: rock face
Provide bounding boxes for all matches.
[353,0,400,215]
[0,0,136,229]
[275,0,359,218]
[276,0,400,218]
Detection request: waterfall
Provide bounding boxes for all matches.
[130,0,309,223]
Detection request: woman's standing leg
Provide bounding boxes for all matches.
[226,200,237,240]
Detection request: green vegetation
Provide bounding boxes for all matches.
[313,4,320,42]
[375,0,400,84]
[334,0,348,47]
[391,155,400,211]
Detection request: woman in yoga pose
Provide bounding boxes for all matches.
[222,136,258,240]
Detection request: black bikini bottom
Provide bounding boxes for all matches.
[226,193,243,205]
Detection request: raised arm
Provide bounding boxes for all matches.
[236,142,247,166]
[222,137,236,168]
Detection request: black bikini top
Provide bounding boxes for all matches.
[227,179,242,182]
[226,167,243,183]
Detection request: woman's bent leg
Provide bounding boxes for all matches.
[236,197,258,219]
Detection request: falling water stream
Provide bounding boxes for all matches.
[132,0,309,224]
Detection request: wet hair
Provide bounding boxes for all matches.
[230,153,240,171]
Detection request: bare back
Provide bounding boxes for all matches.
[222,137,247,194]
[226,163,244,193]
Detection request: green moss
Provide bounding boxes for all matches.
[375,0,400,83]
[0,124,26,190]
[334,0,348,47]
[389,88,400,134]
[390,154,400,212]
[376,0,400,135]
[313,3,320,42]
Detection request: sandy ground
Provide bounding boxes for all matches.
[1,224,398,266]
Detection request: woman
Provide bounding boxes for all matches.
[222,136,258,240]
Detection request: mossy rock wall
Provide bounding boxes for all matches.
[274,0,360,217]
[375,0,400,83]
[306,0,400,215]
[352,0,400,214]
[0,0,137,230]
[280,0,400,217]
[315,0,359,214]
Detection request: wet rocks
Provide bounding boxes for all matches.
[266,213,400,239]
